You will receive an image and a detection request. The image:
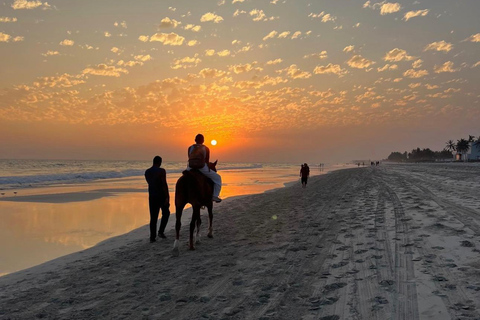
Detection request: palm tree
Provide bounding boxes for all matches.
[456,138,470,162]
[445,140,456,160]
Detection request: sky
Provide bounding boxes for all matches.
[0,0,479,163]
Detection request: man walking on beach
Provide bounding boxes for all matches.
[300,163,310,188]
[145,156,170,242]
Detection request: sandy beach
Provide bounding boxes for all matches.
[1,163,480,320]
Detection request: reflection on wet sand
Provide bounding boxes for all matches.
[0,168,313,275]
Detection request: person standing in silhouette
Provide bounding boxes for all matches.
[145,156,170,242]
[300,163,310,188]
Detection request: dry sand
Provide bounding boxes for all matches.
[1,163,480,320]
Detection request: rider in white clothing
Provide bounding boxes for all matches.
[186,134,222,203]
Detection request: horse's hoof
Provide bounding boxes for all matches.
[207,234,213,238]
[172,247,179,257]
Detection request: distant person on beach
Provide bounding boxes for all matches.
[300,163,310,188]
[145,156,170,242]
[186,134,222,203]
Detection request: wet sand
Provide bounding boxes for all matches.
[1,163,480,319]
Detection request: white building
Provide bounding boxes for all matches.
[468,142,480,160]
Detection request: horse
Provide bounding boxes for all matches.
[172,160,217,256]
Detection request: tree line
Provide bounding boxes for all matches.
[387,135,480,162]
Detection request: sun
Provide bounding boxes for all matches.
[211,140,217,146]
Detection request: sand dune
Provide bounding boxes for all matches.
[1,164,479,319]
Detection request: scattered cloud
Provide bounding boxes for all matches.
[403,69,429,78]
[347,55,375,69]
[384,48,415,61]
[377,64,398,72]
[217,50,231,57]
[303,51,328,59]
[277,31,291,39]
[434,61,458,73]
[403,9,429,21]
[313,64,347,76]
[172,54,201,69]
[200,12,224,23]
[0,32,12,42]
[0,17,18,23]
[412,59,423,69]
[263,30,278,41]
[59,39,74,46]
[424,40,453,53]
[138,35,149,42]
[363,1,401,15]
[343,45,355,53]
[205,49,216,56]
[464,33,480,43]
[114,21,128,29]
[283,64,312,79]
[41,50,59,56]
[199,68,227,78]
[266,58,282,65]
[149,32,185,46]
[184,24,201,32]
[159,17,181,29]
[11,0,50,10]
[82,64,128,77]
[187,40,199,46]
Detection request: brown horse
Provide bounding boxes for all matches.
[172,161,217,256]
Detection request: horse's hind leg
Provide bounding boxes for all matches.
[195,214,202,244]
[207,203,213,238]
[173,203,185,257]
[190,206,200,250]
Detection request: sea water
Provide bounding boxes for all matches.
[0,159,350,276]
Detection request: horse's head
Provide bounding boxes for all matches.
[208,160,218,172]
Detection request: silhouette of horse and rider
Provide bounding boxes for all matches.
[145,134,222,256]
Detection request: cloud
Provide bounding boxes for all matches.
[111,47,120,53]
[434,61,458,73]
[377,64,398,72]
[217,50,231,57]
[41,50,59,56]
[380,2,401,15]
[199,68,227,78]
[403,69,428,78]
[364,1,401,15]
[250,9,266,21]
[104,32,111,37]
[0,17,18,22]
[200,12,224,23]
[313,64,347,76]
[291,31,302,39]
[229,63,255,74]
[187,40,199,46]
[383,48,415,61]
[11,0,49,9]
[159,17,181,28]
[322,13,336,23]
[184,24,201,32]
[343,45,354,53]
[205,49,216,56]
[232,0,245,3]
[277,31,291,38]
[59,39,74,46]
[82,64,129,77]
[0,32,11,42]
[403,9,429,21]
[424,40,453,53]
[134,54,152,62]
[473,61,480,68]
[263,30,278,41]
[347,55,375,69]
[266,58,282,65]
[149,32,185,46]
[114,21,127,29]
[138,35,149,42]
[303,51,328,59]
[172,54,201,69]
[283,65,311,79]
[464,33,480,43]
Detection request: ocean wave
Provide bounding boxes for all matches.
[0,163,264,189]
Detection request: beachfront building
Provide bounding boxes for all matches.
[468,143,480,160]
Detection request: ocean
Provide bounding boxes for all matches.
[0,159,351,276]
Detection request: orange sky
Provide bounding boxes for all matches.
[1,0,479,163]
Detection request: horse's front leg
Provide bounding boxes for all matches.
[173,203,185,257]
[207,202,213,238]
[190,206,201,250]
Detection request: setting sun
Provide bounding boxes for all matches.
[211,140,217,146]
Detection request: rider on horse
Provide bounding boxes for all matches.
[186,134,222,203]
